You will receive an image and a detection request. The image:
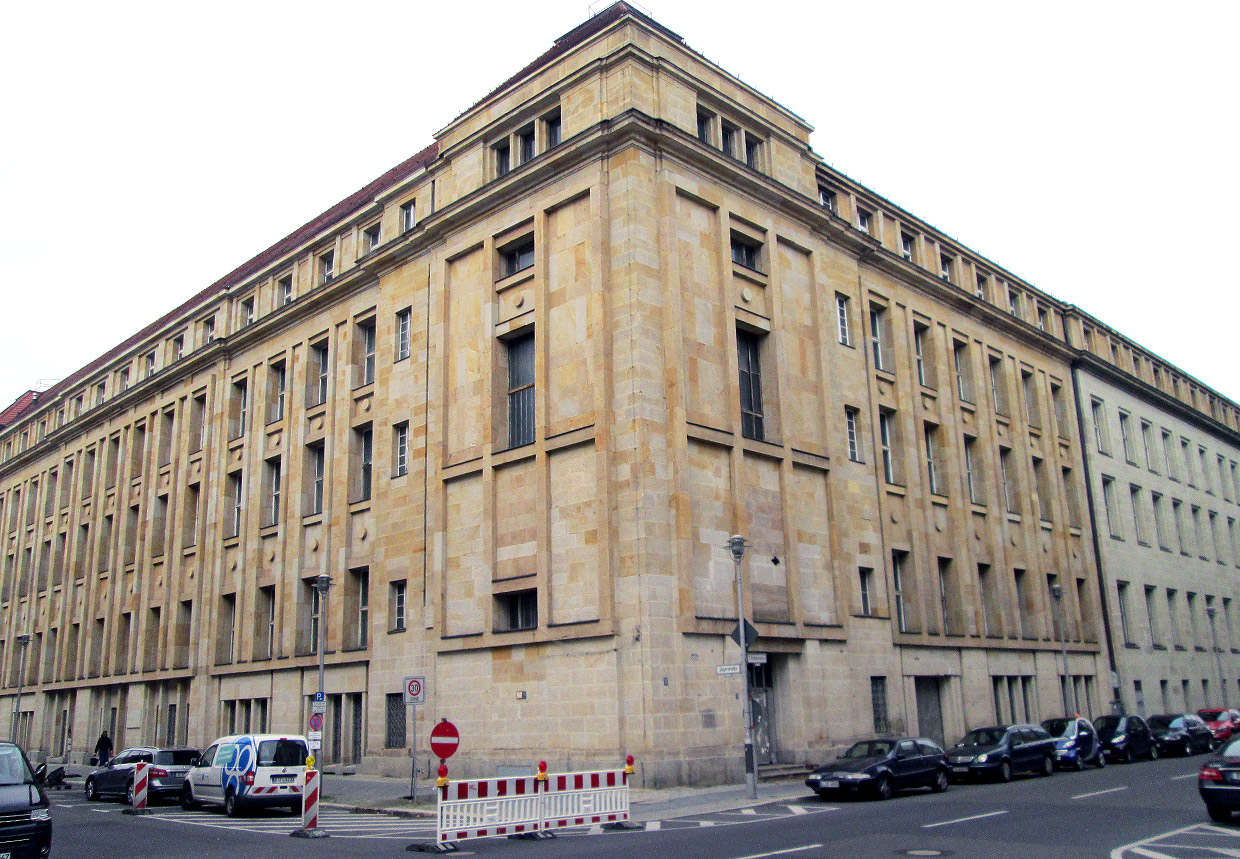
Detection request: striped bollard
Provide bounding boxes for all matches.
[122,761,150,815]
[290,767,329,838]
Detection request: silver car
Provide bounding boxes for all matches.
[85,747,199,804]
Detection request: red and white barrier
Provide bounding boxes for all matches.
[437,774,543,844]
[132,761,149,810]
[301,768,321,830]
[432,758,632,847]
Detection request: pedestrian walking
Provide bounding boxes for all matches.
[94,731,113,767]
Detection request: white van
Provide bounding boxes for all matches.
[180,734,308,816]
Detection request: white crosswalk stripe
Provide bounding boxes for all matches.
[148,808,436,839]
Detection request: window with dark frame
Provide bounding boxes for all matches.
[503,238,535,277]
[730,235,760,271]
[495,590,537,632]
[506,332,536,448]
[400,201,416,233]
[736,329,764,442]
[495,142,511,176]
[518,127,536,164]
[545,111,561,148]
[396,308,412,361]
[871,676,889,734]
[393,422,409,477]
[858,567,874,616]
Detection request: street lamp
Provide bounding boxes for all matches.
[1050,584,1076,715]
[12,634,30,745]
[1207,606,1228,709]
[726,535,757,801]
[313,575,334,756]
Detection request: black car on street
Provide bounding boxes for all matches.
[1198,737,1240,821]
[805,738,949,800]
[0,742,51,858]
[1095,714,1159,763]
[85,746,200,804]
[945,724,1056,782]
[1148,713,1213,756]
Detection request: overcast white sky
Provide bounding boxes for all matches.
[2,0,1236,410]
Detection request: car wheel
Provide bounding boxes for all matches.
[1121,747,1132,764]
[1095,751,1107,769]
[931,769,948,793]
[1041,755,1054,777]
[1149,744,1159,761]
[126,781,135,806]
[224,789,240,818]
[180,785,199,811]
[998,760,1013,783]
[875,774,893,801]
[1209,804,1233,823]
[1184,741,1192,757]
[85,778,98,801]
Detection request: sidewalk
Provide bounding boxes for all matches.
[55,762,812,822]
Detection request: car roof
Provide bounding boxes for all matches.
[207,734,308,745]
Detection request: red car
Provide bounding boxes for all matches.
[1198,709,1240,748]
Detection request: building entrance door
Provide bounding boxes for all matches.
[748,660,776,765]
[915,677,945,747]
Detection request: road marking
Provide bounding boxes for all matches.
[787,805,810,815]
[730,845,824,859]
[922,810,1007,829]
[645,821,661,831]
[1109,823,1216,858]
[1169,773,1197,780]
[1072,786,1128,799]
[1127,847,1183,859]
[741,809,758,815]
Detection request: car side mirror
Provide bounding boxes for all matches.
[34,763,46,786]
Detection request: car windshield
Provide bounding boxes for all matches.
[0,746,35,787]
[154,750,199,766]
[842,741,892,759]
[958,728,1005,747]
[1042,718,1074,738]
[1094,716,1120,737]
[1201,709,1227,721]
[258,739,308,767]
[1223,738,1240,760]
[1147,715,1174,730]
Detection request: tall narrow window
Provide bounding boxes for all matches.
[307,444,325,515]
[390,580,407,632]
[231,379,248,440]
[268,362,286,423]
[544,111,561,148]
[400,201,416,233]
[1119,412,1134,463]
[871,677,889,734]
[939,253,953,282]
[869,306,887,371]
[495,141,510,176]
[1130,485,1147,543]
[964,436,982,504]
[265,457,282,526]
[309,341,329,406]
[845,408,862,462]
[318,250,334,284]
[1091,399,1109,454]
[227,472,243,539]
[518,126,536,164]
[914,324,932,387]
[1000,447,1017,513]
[1034,457,1053,521]
[953,342,972,402]
[836,295,851,346]
[924,424,943,496]
[507,332,536,448]
[879,411,897,484]
[988,356,1008,415]
[362,223,381,254]
[1102,476,1121,538]
[279,274,293,305]
[395,309,412,361]
[358,319,376,386]
[696,110,713,143]
[393,422,409,477]
[355,427,373,502]
[858,568,874,616]
[891,551,909,633]
[937,557,955,633]
[1022,371,1039,426]
[736,330,764,441]
[900,233,915,263]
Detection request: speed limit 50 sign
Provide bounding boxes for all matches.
[403,676,426,705]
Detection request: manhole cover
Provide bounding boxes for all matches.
[901,851,948,857]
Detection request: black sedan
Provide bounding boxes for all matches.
[945,724,1056,782]
[805,738,949,800]
[1199,738,1240,821]
[85,746,200,804]
[1149,713,1213,756]
[1095,714,1159,763]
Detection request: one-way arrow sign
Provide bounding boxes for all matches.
[729,619,759,649]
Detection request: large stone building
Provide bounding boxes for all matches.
[0,4,1235,785]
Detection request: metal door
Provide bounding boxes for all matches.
[915,677,945,747]
[748,662,775,766]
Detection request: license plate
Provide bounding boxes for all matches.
[1228,772,1240,784]
[270,775,295,784]
[821,780,839,789]
[952,766,968,773]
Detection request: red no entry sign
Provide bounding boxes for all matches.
[430,720,459,760]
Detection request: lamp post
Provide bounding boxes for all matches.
[726,535,757,801]
[1207,606,1228,709]
[1051,584,1076,715]
[12,634,30,745]
[313,575,334,757]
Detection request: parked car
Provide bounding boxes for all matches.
[85,746,200,804]
[1148,713,1213,756]
[805,738,949,800]
[1041,716,1106,770]
[945,725,1056,782]
[181,734,308,816]
[1199,736,1240,821]
[1199,709,1240,748]
[1095,714,1158,763]
[0,741,51,857]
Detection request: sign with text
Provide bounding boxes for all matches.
[403,676,426,705]
[717,664,741,676]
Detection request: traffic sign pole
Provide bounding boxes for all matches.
[409,704,417,802]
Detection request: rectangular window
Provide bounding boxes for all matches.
[879,411,897,484]
[939,253,953,282]
[218,593,236,664]
[975,274,988,301]
[1130,484,1147,544]
[1145,585,1160,647]
[257,585,276,660]
[279,274,293,305]
[267,362,286,423]
[227,472,243,539]
[858,567,874,616]
[900,233,915,262]
[1091,399,1109,454]
[744,134,762,170]
[518,126,536,164]
[1119,412,1135,463]
[400,201,416,233]
[390,580,407,632]
[1007,288,1022,317]
[1142,421,1156,471]
[507,332,536,448]
[362,223,381,254]
[720,122,737,158]
[231,379,248,439]
[309,341,330,406]
[307,444,325,515]
[1173,499,1188,554]
[988,356,1008,415]
[395,308,412,361]
[1152,492,1169,549]
[913,324,933,388]
[503,238,535,277]
[737,329,764,442]
[239,298,254,328]
[1021,371,1040,426]
[870,677,889,734]
[385,694,406,749]
[144,351,157,378]
[189,395,207,455]
[819,186,838,213]
[495,141,510,176]
[393,422,409,477]
[1163,430,1177,480]
[1183,438,1195,485]
[953,341,973,402]
[836,294,851,346]
[318,250,335,284]
[964,436,982,504]
[891,551,909,633]
[869,305,888,371]
[856,209,871,234]
[924,424,943,496]
[697,110,713,143]
[351,567,370,649]
[978,564,996,637]
[171,336,184,362]
[845,408,862,462]
[495,590,538,632]
[182,484,200,548]
[544,111,561,148]
[1102,476,1121,538]
[355,427,373,502]
[265,457,282,526]
[1014,569,1031,638]
[358,319,376,386]
[1033,457,1053,521]
[730,235,760,271]
[1167,589,1181,647]
[1000,447,1017,513]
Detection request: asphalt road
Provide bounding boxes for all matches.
[49,755,1223,859]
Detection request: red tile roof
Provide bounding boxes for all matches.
[0,391,38,430]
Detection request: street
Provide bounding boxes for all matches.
[50,755,1227,858]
